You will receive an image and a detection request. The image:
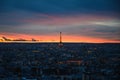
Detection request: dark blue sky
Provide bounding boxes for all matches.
[0,0,120,15]
[0,0,120,42]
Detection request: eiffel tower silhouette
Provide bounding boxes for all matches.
[58,32,63,47]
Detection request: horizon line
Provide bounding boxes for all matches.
[0,41,120,44]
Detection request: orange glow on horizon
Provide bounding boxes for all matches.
[0,33,120,43]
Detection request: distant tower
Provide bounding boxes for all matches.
[58,32,63,47]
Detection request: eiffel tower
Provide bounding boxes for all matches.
[58,32,63,47]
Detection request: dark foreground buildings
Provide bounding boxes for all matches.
[0,43,120,80]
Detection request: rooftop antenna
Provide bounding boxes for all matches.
[58,32,63,47]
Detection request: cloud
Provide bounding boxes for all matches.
[0,0,120,42]
[0,0,120,27]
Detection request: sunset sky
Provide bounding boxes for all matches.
[0,0,120,43]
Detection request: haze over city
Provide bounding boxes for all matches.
[0,0,120,43]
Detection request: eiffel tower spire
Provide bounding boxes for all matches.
[60,32,62,43]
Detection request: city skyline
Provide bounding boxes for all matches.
[0,0,120,43]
